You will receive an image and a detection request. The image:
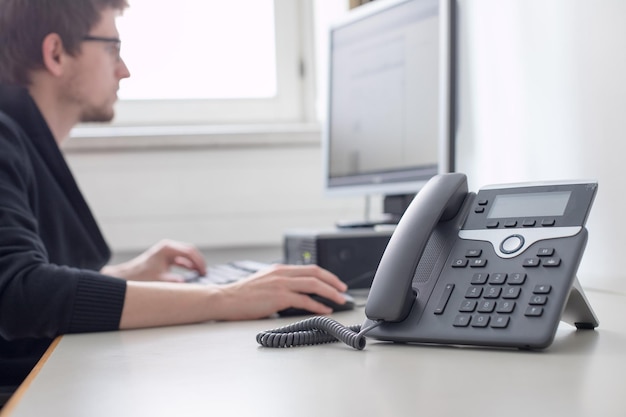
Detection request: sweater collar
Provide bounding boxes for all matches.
[0,83,111,262]
[0,84,60,157]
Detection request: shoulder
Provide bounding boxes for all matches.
[0,110,34,186]
[0,110,27,150]
[0,110,21,134]
[0,110,33,169]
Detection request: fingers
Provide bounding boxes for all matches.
[281,275,347,305]
[155,240,207,275]
[245,264,349,313]
[289,292,334,315]
[263,264,348,292]
[172,255,204,275]
[210,263,352,320]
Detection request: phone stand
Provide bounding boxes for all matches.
[562,277,599,329]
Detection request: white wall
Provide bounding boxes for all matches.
[64,134,365,253]
[455,0,626,293]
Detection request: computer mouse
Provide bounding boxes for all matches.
[277,293,356,317]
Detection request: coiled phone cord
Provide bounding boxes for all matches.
[256,316,382,350]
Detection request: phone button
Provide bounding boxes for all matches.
[486,220,499,228]
[529,295,548,305]
[537,248,555,256]
[525,306,544,317]
[500,234,525,254]
[471,273,489,285]
[533,284,552,294]
[523,258,541,267]
[542,257,561,267]
[469,259,487,268]
[508,273,526,285]
[451,259,469,268]
[491,316,510,328]
[471,315,490,328]
[434,284,455,315]
[453,314,471,327]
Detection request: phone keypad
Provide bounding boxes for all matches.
[446,247,558,330]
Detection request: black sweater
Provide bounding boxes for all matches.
[0,85,127,386]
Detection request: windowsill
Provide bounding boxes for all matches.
[64,122,322,153]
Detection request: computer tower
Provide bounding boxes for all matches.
[283,228,394,289]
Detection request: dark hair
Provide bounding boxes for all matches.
[0,0,128,86]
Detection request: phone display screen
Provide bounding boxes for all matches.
[487,191,572,219]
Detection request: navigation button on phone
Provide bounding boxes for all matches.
[500,234,525,254]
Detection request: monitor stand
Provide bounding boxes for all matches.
[336,194,415,229]
[335,214,399,229]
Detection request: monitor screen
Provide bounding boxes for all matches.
[322,0,454,201]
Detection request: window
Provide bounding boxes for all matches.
[110,0,312,127]
[118,1,277,100]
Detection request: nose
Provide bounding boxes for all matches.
[116,57,131,80]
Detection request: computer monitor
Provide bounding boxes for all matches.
[322,0,455,227]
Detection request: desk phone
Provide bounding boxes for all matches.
[258,173,599,350]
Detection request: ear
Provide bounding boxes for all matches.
[41,33,68,77]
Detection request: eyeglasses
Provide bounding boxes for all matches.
[81,35,122,61]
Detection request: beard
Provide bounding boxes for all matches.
[79,104,116,123]
[61,70,117,124]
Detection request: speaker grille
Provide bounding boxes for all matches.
[412,229,447,284]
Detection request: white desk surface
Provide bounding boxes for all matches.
[3,288,626,417]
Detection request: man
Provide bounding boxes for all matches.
[0,0,348,390]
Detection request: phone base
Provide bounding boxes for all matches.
[562,277,599,329]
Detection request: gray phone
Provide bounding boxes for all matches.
[363,173,599,349]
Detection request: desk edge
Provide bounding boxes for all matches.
[0,336,62,416]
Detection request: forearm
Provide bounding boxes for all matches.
[119,281,232,329]
[100,263,132,280]
[119,264,349,328]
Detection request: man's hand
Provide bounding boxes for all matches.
[213,264,349,320]
[101,239,206,282]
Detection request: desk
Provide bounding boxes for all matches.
[3,289,626,417]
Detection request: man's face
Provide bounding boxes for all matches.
[61,8,130,123]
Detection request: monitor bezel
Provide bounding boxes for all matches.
[321,0,455,198]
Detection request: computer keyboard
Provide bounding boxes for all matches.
[184,260,272,285]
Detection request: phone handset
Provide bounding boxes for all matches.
[365,173,469,322]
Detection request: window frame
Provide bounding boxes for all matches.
[99,0,314,128]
